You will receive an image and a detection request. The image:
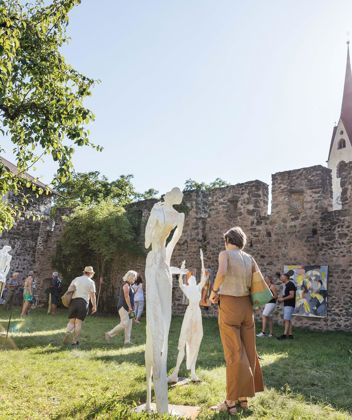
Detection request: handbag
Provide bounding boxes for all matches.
[128,310,136,319]
[61,285,76,308]
[250,260,273,309]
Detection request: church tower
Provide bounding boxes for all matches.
[328,42,352,210]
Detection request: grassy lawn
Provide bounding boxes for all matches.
[0,307,351,419]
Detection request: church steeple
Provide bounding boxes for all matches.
[327,42,352,210]
[340,41,352,140]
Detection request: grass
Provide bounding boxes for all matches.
[0,307,351,419]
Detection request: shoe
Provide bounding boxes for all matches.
[268,334,273,338]
[288,335,294,339]
[63,331,73,344]
[124,341,133,346]
[210,401,237,415]
[238,398,248,410]
[277,334,288,340]
[104,332,111,343]
[71,341,79,346]
[256,332,267,337]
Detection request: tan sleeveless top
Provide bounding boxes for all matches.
[219,250,253,297]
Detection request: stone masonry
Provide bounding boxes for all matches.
[3,163,352,331]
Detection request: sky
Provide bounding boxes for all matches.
[3,0,352,194]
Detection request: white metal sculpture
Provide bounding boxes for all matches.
[144,187,185,413]
[168,250,207,383]
[0,245,12,298]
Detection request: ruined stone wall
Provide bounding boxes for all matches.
[5,163,352,331]
[103,165,352,331]
[0,194,52,288]
[33,208,70,302]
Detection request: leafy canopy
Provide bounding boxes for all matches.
[54,171,160,208]
[0,0,99,231]
[55,171,137,208]
[183,177,230,192]
[53,200,140,289]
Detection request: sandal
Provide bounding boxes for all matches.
[210,401,237,415]
[238,398,248,409]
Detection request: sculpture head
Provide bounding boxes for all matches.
[123,270,138,284]
[164,187,183,206]
[2,245,11,254]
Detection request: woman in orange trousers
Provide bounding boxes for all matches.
[210,226,264,415]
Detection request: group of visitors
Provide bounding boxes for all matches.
[62,267,145,346]
[256,271,297,340]
[1,223,298,415]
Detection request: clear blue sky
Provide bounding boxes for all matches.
[4,0,352,194]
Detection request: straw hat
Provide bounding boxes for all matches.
[83,266,95,274]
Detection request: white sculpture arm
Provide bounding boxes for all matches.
[199,249,207,289]
[166,213,185,265]
[145,208,157,249]
[178,261,186,288]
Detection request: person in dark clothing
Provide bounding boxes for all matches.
[105,270,137,345]
[49,272,62,315]
[277,271,297,340]
[4,272,20,310]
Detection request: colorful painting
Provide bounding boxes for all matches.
[284,265,328,318]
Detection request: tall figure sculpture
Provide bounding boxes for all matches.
[145,187,185,413]
[168,250,207,384]
[0,245,12,298]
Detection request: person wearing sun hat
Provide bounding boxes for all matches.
[63,266,97,346]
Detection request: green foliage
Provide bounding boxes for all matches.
[137,187,159,200]
[183,177,230,192]
[0,0,99,231]
[0,310,351,419]
[53,200,141,299]
[55,171,137,208]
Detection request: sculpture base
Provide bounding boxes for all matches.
[135,403,200,419]
[170,377,202,387]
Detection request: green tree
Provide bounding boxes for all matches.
[53,200,141,310]
[137,188,159,200]
[55,171,137,208]
[183,177,230,191]
[0,0,99,231]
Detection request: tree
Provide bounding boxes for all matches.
[0,0,99,231]
[55,171,137,208]
[183,177,230,191]
[53,200,142,310]
[137,188,159,200]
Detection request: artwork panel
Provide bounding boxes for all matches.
[283,265,328,318]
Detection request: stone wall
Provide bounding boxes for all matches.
[3,163,352,331]
[99,165,352,331]
[0,193,52,289]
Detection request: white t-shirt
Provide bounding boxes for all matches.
[133,284,144,301]
[71,275,96,303]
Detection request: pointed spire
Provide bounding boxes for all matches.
[340,41,352,140]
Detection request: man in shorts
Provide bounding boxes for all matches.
[277,270,296,340]
[63,266,97,346]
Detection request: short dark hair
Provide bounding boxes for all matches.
[224,226,247,249]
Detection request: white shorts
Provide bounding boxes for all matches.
[262,302,276,317]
